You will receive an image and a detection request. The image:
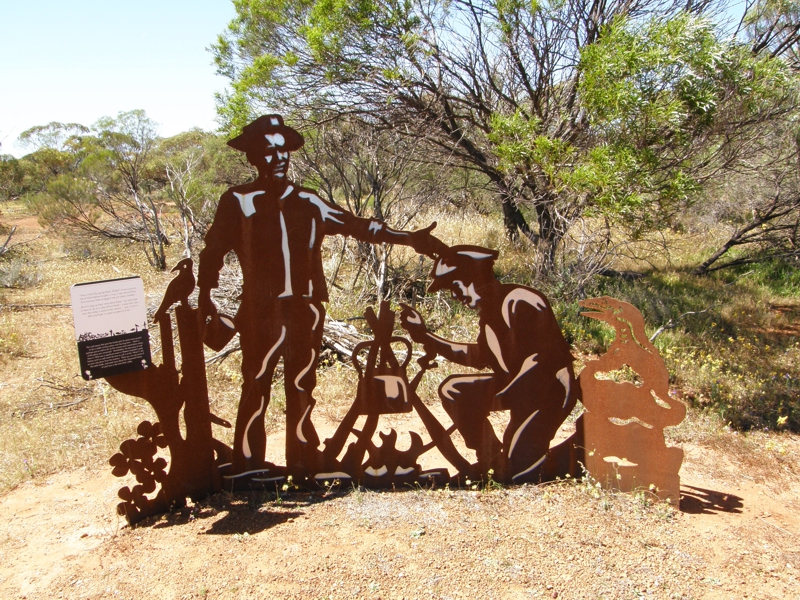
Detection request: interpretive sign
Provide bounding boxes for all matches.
[70,277,151,380]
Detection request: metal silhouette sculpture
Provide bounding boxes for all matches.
[98,116,684,524]
[319,300,472,485]
[399,246,582,483]
[578,297,686,502]
[196,115,444,484]
[105,265,226,524]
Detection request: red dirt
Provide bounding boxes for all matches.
[0,434,798,599]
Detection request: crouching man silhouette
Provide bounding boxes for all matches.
[400,245,579,483]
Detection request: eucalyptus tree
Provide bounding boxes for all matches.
[212,0,798,276]
[27,111,172,269]
[0,155,25,202]
[155,129,253,258]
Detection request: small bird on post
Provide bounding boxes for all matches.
[153,258,196,323]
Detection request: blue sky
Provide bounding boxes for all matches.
[1,0,236,157]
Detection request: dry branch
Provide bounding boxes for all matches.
[205,317,369,366]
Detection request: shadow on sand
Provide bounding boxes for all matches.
[680,485,744,515]
[133,489,322,535]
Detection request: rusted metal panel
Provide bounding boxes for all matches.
[100,116,682,524]
[579,297,686,503]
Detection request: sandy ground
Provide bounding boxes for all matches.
[0,434,798,600]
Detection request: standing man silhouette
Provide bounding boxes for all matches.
[198,115,443,480]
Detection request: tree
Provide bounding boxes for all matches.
[10,122,90,197]
[18,122,89,154]
[692,117,800,274]
[744,0,800,67]
[93,110,168,269]
[212,0,796,275]
[154,129,253,258]
[26,111,172,269]
[292,115,450,299]
[0,155,25,202]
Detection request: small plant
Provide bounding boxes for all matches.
[322,478,341,498]
[0,316,28,360]
[0,258,41,289]
[484,468,504,492]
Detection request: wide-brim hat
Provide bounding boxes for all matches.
[427,245,498,293]
[227,114,305,153]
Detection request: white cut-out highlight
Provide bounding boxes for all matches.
[556,367,571,407]
[278,212,293,297]
[502,289,546,326]
[435,260,456,276]
[300,192,344,223]
[395,466,416,476]
[252,476,286,482]
[265,155,273,163]
[310,304,320,330]
[420,469,449,478]
[405,311,422,325]
[264,133,285,147]
[374,375,407,400]
[256,326,286,379]
[294,350,317,392]
[222,468,272,480]
[453,280,481,307]
[304,279,313,298]
[497,354,539,395]
[602,456,638,467]
[440,375,493,401]
[269,117,280,125]
[485,325,508,372]
[219,316,235,329]
[368,220,383,233]
[242,395,266,459]
[456,250,495,259]
[233,191,264,217]
[296,405,312,443]
[365,465,389,477]
[425,332,468,354]
[315,472,352,479]
[512,454,547,481]
[309,218,316,247]
[280,185,293,199]
[508,410,540,459]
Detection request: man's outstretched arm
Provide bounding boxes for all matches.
[303,190,448,257]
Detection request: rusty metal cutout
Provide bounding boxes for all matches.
[578,297,686,502]
[100,116,683,525]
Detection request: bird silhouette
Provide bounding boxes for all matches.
[153,258,196,323]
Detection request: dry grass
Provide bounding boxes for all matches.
[1,197,798,496]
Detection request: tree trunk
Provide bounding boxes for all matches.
[534,200,561,271]
[499,187,537,243]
